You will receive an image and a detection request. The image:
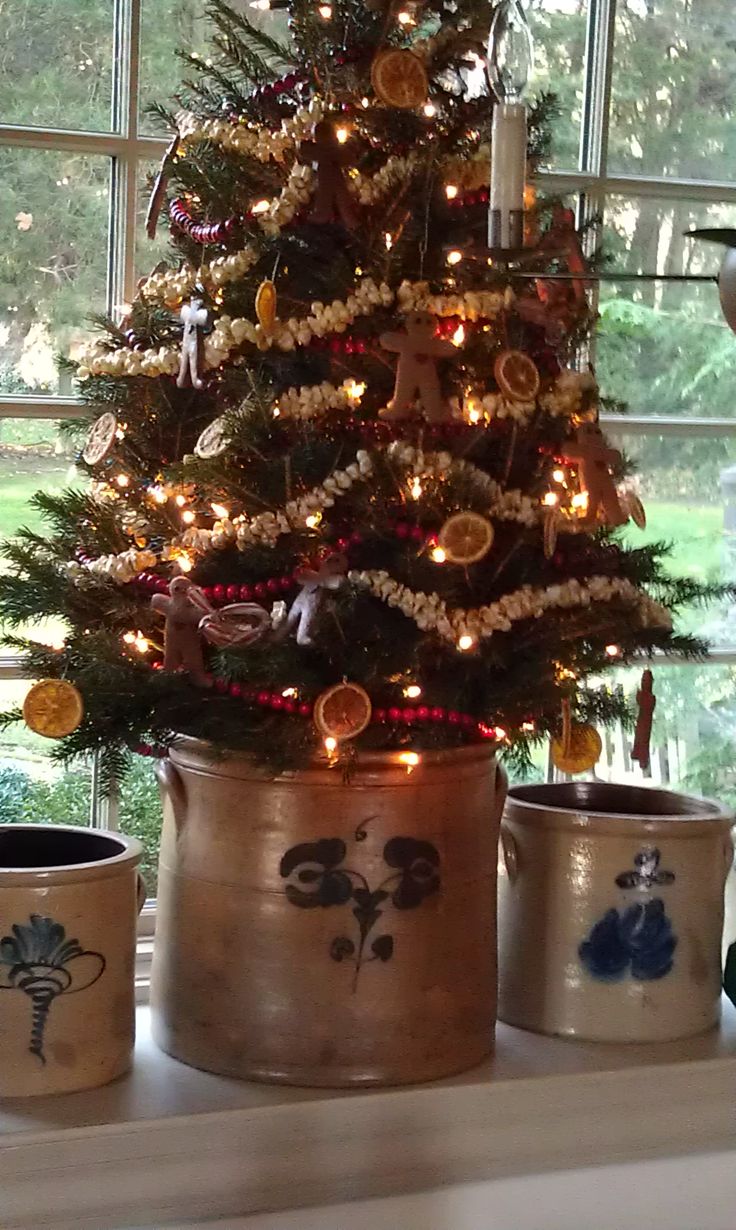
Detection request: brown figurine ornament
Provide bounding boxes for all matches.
[145,132,179,240]
[632,668,656,770]
[560,421,627,528]
[300,121,359,230]
[151,577,210,686]
[379,311,455,423]
[176,297,210,390]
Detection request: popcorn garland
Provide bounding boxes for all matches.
[386,442,541,527]
[76,278,516,380]
[350,153,419,206]
[348,570,673,645]
[180,450,374,553]
[177,99,325,165]
[170,161,315,245]
[76,277,394,379]
[139,245,259,310]
[275,380,360,420]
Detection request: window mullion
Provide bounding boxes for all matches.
[580,0,617,180]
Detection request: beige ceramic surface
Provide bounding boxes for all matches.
[498,782,733,1043]
[0,825,143,1097]
[151,739,506,1087]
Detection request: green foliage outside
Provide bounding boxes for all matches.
[0,758,162,893]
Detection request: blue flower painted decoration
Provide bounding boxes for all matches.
[579,899,677,983]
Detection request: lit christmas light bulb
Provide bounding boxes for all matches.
[385,232,393,250]
[430,545,447,563]
[150,486,167,504]
[409,476,423,499]
[404,684,422,699]
[134,635,150,654]
[344,378,366,400]
[335,126,350,144]
[605,644,621,657]
[175,493,187,507]
[399,751,420,772]
[116,474,130,488]
[423,102,437,118]
[446,249,463,265]
[445,184,459,201]
[457,634,476,652]
[177,554,193,573]
[318,3,332,17]
[571,492,589,511]
[543,492,559,506]
[181,509,196,525]
[251,199,271,215]
[282,687,298,698]
[451,323,465,347]
[305,512,322,528]
[211,502,229,520]
[123,631,136,645]
[552,468,566,483]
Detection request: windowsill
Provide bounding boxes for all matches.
[3,1001,736,1230]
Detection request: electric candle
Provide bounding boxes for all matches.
[487,0,534,250]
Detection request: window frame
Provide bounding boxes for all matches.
[1,0,735,835]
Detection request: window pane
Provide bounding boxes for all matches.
[1,149,110,397]
[138,0,213,137]
[0,1,114,133]
[0,419,86,655]
[609,0,736,180]
[592,663,736,812]
[608,429,736,646]
[527,0,588,171]
[136,158,175,280]
[597,195,736,417]
[0,681,92,826]
[118,761,163,895]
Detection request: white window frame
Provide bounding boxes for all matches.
[1,0,735,836]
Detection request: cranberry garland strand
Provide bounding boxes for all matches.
[135,661,503,759]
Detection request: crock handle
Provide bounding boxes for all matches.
[499,827,519,883]
[136,873,147,914]
[723,831,735,885]
[154,756,187,832]
[492,761,509,826]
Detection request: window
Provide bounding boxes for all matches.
[2,0,736,870]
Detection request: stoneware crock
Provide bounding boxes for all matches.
[151,737,507,1087]
[498,781,733,1043]
[0,824,144,1097]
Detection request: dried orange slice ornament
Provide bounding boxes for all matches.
[23,679,84,739]
[314,682,372,742]
[82,412,117,466]
[551,724,602,774]
[195,416,229,459]
[494,350,540,401]
[371,49,428,109]
[438,512,494,564]
[624,491,647,530]
[255,280,277,334]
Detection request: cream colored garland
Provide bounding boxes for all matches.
[177,99,324,164]
[75,278,517,380]
[348,570,673,644]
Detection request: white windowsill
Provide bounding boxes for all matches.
[2,1000,736,1230]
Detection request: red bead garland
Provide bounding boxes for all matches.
[143,660,500,747]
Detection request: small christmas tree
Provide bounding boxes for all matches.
[1,0,721,781]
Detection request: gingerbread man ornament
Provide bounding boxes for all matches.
[151,576,210,686]
[176,297,210,390]
[379,311,455,423]
[560,421,627,527]
[300,121,359,231]
[632,668,656,770]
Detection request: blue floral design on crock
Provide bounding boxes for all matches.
[579,899,677,982]
[615,847,675,891]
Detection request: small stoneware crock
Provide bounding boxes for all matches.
[0,824,143,1097]
[498,781,733,1043]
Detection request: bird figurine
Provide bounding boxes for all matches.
[687,228,736,334]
